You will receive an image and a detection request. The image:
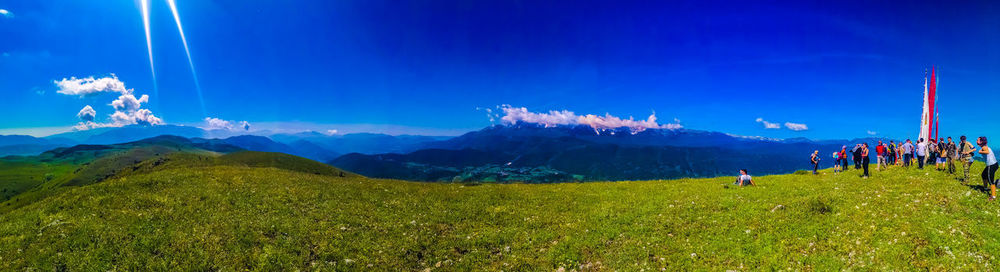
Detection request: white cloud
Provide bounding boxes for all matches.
[755,118,781,129]
[203,117,251,131]
[76,105,96,122]
[57,75,163,130]
[111,93,149,112]
[54,75,127,96]
[132,109,162,125]
[500,106,578,127]
[867,130,878,135]
[784,122,808,131]
[109,108,162,126]
[496,105,682,133]
[203,117,233,130]
[326,129,339,135]
[0,9,12,18]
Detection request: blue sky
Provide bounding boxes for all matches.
[0,0,998,139]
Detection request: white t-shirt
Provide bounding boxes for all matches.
[916,142,928,156]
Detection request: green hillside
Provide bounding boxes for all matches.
[2,161,999,270]
[0,137,355,214]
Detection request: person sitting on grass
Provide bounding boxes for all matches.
[978,137,998,201]
[734,169,755,186]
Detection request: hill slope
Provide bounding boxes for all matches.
[0,135,354,213]
[1,164,998,270]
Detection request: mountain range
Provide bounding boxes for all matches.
[0,125,445,163]
[0,124,890,183]
[330,124,885,182]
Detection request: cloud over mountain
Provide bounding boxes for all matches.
[494,105,682,133]
[56,75,163,130]
[753,118,808,132]
[784,122,808,131]
[203,117,233,130]
[76,105,96,122]
[755,118,781,129]
[203,117,252,131]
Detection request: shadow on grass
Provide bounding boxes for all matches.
[963,182,991,195]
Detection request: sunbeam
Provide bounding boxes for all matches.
[166,0,207,116]
[140,0,159,100]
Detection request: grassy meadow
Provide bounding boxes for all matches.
[2,157,1000,271]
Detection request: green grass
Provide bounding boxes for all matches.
[1,161,999,270]
[0,159,76,202]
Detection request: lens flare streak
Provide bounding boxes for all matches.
[141,0,158,99]
[166,0,206,116]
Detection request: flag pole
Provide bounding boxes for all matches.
[931,66,941,139]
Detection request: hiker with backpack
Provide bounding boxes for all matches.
[978,137,998,201]
[840,145,848,171]
[832,150,841,173]
[852,144,862,169]
[937,138,949,171]
[959,136,977,182]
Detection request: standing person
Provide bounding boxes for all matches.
[901,139,915,167]
[978,137,998,201]
[937,138,949,171]
[852,144,862,169]
[840,145,849,171]
[924,138,937,168]
[810,150,821,175]
[947,137,957,174]
[876,140,886,171]
[888,140,898,165]
[916,138,928,169]
[895,142,903,165]
[959,136,977,183]
[832,150,841,173]
[861,143,871,178]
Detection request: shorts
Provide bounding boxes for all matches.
[937,157,947,163]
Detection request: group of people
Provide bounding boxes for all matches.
[807,135,1000,200]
